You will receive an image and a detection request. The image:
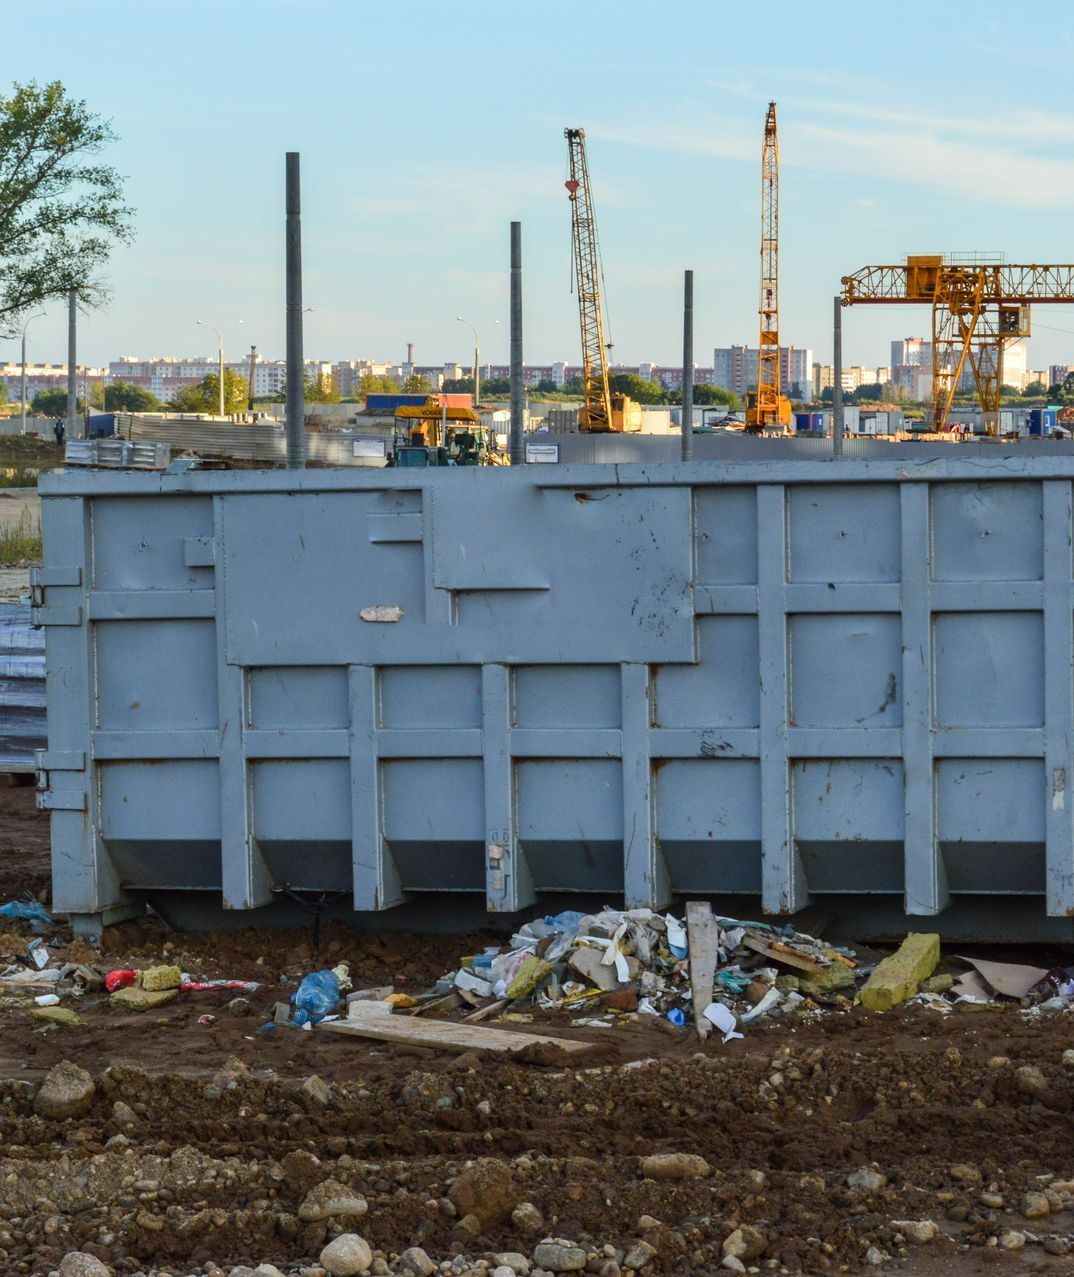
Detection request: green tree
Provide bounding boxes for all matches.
[0,81,133,331]
[608,372,665,404]
[442,377,475,394]
[32,388,78,416]
[401,373,432,394]
[480,377,510,397]
[0,380,8,405]
[105,380,161,412]
[1022,380,1047,398]
[306,373,342,404]
[357,373,398,396]
[168,371,247,415]
[534,378,559,394]
[692,383,741,410]
[562,377,585,396]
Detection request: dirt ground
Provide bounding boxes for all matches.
[2,786,1074,1276]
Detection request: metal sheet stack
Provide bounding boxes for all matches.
[0,602,45,772]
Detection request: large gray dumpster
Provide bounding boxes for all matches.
[33,455,1074,939]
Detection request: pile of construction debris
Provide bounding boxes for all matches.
[335,905,1074,1045]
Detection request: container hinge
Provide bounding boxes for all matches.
[35,750,88,811]
[30,565,84,628]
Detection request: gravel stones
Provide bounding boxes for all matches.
[722,1225,766,1263]
[847,1168,888,1192]
[622,1239,657,1268]
[301,1074,332,1105]
[638,1152,710,1180]
[1022,1191,1051,1219]
[512,1201,545,1233]
[58,1254,111,1277]
[298,1179,369,1222]
[891,1219,938,1244]
[1000,1230,1026,1250]
[34,1061,95,1120]
[400,1247,436,1277]
[448,1159,518,1227]
[319,1232,373,1276]
[532,1240,587,1272]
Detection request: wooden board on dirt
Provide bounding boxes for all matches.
[741,932,823,974]
[321,1007,592,1055]
[686,900,719,1041]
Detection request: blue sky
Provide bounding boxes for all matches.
[6,0,1074,373]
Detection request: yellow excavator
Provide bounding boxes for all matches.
[564,127,640,433]
[391,398,507,466]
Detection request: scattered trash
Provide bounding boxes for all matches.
[703,1002,744,1043]
[0,899,52,926]
[198,1014,216,1025]
[105,969,137,992]
[291,968,342,1027]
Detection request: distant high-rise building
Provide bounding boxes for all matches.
[712,345,813,396]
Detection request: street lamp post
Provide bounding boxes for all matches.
[196,319,242,417]
[456,316,498,406]
[19,312,46,435]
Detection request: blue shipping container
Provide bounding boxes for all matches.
[365,393,428,412]
[794,412,823,433]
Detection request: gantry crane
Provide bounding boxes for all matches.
[842,256,1074,432]
[744,102,792,432]
[564,128,638,433]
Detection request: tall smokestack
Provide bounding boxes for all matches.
[509,221,524,465]
[285,152,305,469]
[406,342,414,365]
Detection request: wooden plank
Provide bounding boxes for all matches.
[741,932,823,974]
[686,900,719,1042]
[462,998,508,1023]
[320,1008,592,1055]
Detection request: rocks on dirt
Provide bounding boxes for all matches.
[532,1239,588,1272]
[722,1225,766,1263]
[1000,1230,1027,1250]
[448,1159,519,1227]
[846,1167,888,1192]
[511,1201,545,1234]
[34,1060,95,1120]
[639,1152,710,1180]
[58,1253,111,1277]
[622,1239,657,1268]
[301,1073,332,1105]
[891,1219,938,1244]
[399,1246,437,1276]
[298,1179,370,1222]
[319,1232,373,1276]
[1022,1190,1051,1219]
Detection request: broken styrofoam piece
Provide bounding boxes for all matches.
[454,969,493,998]
[702,1001,744,1043]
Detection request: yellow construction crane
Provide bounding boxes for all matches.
[745,102,792,432]
[842,256,1074,432]
[564,127,639,433]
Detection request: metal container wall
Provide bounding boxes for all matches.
[33,456,1074,937]
[0,603,45,772]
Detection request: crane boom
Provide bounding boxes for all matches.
[564,128,614,432]
[745,103,792,431]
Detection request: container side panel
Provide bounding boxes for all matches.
[514,666,621,728]
[931,482,1043,581]
[379,666,482,729]
[655,616,760,728]
[788,484,901,583]
[790,614,902,728]
[793,759,904,891]
[516,759,624,892]
[249,667,350,729]
[654,758,761,892]
[934,613,1044,727]
[382,758,484,889]
[92,496,215,591]
[95,619,218,730]
[252,759,351,891]
[694,487,758,584]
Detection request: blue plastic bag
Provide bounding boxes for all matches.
[666,1008,686,1026]
[290,969,341,1027]
[0,900,52,926]
[545,910,586,934]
